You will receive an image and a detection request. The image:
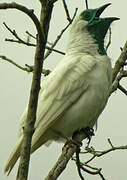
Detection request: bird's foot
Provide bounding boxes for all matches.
[72,127,94,146]
[80,127,95,145]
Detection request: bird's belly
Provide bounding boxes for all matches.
[52,83,109,139]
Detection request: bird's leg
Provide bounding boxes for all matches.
[80,127,95,146]
[72,127,94,147]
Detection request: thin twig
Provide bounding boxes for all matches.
[76,147,85,180]
[106,27,112,51]
[0,55,51,76]
[26,31,36,39]
[112,41,127,82]
[84,155,96,164]
[85,0,88,9]
[80,165,101,175]
[62,0,71,22]
[107,138,114,148]
[5,37,35,46]
[84,144,127,157]
[4,22,65,55]
[99,172,106,180]
[110,69,127,95]
[44,7,78,59]
[0,55,32,72]
[118,84,127,95]
[72,157,104,177]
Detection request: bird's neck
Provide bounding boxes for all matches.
[66,28,106,56]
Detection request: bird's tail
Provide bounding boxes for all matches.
[4,132,50,175]
[4,135,23,175]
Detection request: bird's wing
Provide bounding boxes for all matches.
[18,54,96,144]
[30,54,96,144]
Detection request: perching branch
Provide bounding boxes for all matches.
[45,130,88,180]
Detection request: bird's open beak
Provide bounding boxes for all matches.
[96,3,120,21]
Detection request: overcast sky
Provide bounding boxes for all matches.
[1,0,127,180]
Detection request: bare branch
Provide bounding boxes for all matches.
[0,2,53,179]
[84,155,96,164]
[76,147,85,180]
[25,31,36,39]
[62,0,71,22]
[3,22,35,46]
[16,0,53,178]
[118,84,127,95]
[72,156,105,179]
[84,144,127,157]
[45,130,88,180]
[4,22,65,55]
[44,7,78,59]
[112,41,127,82]
[0,3,45,43]
[106,27,112,51]
[0,55,32,72]
[99,172,106,180]
[0,55,51,76]
[107,138,114,148]
[85,0,88,9]
[5,37,35,46]
[110,69,127,95]
[46,46,65,55]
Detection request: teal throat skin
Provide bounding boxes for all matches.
[81,3,119,55]
[88,20,112,55]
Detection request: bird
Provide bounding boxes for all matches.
[4,3,119,174]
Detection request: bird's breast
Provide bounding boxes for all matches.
[51,55,112,140]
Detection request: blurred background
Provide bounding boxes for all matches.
[0,0,127,179]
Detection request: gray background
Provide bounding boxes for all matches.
[0,0,127,179]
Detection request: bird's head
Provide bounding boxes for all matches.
[68,3,119,55]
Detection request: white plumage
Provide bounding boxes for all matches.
[4,9,112,173]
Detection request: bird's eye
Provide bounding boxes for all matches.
[84,12,91,19]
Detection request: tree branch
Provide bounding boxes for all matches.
[0,55,32,72]
[0,55,51,76]
[3,22,65,55]
[45,130,88,180]
[84,142,127,158]
[0,2,53,180]
[44,7,78,59]
[62,0,71,22]
[118,84,127,96]
[106,27,112,51]
[110,69,127,95]
[112,41,127,82]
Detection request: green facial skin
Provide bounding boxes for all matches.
[81,4,118,55]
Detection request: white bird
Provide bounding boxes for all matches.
[4,3,119,174]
